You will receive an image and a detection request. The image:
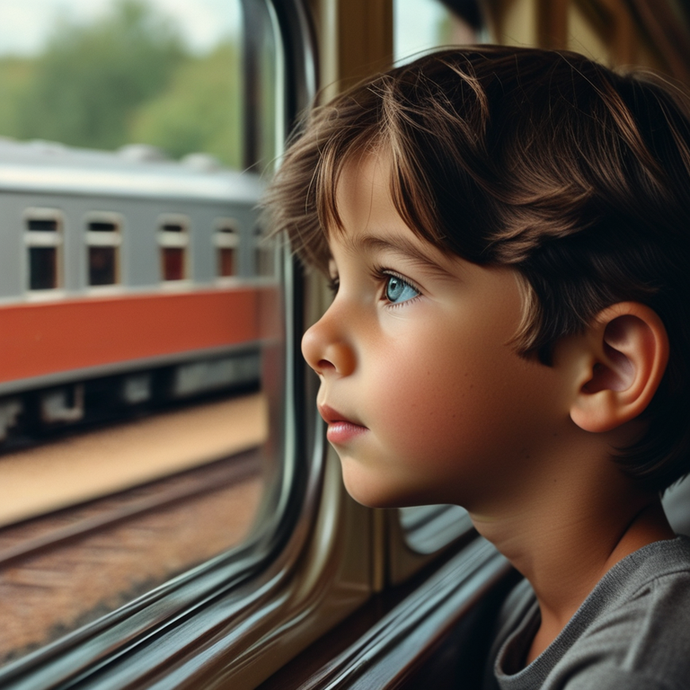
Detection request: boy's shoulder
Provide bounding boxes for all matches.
[484,536,690,690]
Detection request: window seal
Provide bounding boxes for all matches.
[282,539,513,690]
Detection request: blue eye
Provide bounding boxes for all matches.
[384,274,419,304]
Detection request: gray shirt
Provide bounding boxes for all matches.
[483,537,690,690]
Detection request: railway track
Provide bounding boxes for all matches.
[0,392,268,667]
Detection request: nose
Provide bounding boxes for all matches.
[301,306,356,377]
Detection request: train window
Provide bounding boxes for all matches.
[24,211,63,292]
[215,219,240,278]
[158,216,190,281]
[0,0,296,682]
[86,216,122,286]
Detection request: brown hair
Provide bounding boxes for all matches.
[264,46,690,492]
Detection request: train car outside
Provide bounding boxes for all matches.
[0,137,269,440]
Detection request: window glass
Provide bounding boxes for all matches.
[29,247,59,289]
[89,246,117,284]
[215,220,240,278]
[0,0,284,670]
[25,211,63,291]
[158,216,190,281]
[162,246,185,280]
[394,0,485,63]
[87,217,121,285]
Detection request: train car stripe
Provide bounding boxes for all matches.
[0,288,264,385]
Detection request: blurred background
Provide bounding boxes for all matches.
[0,0,246,166]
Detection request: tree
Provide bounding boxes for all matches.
[128,41,243,168]
[16,0,185,150]
[0,58,35,138]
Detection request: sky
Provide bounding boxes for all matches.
[0,0,241,56]
[0,0,448,60]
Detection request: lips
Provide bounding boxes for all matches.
[318,404,368,445]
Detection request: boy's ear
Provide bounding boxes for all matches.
[569,302,669,433]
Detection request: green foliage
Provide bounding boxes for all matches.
[0,0,249,169]
[0,58,35,138]
[129,42,243,168]
[15,0,185,150]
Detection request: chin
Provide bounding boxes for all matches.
[340,468,426,509]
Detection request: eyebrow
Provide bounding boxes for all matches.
[343,232,457,278]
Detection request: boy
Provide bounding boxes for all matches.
[265,47,690,688]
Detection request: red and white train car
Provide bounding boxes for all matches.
[0,138,274,439]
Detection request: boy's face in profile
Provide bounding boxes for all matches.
[302,152,576,511]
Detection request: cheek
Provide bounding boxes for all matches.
[365,333,554,462]
[365,338,488,454]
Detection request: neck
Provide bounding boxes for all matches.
[469,462,675,663]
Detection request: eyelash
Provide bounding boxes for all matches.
[372,265,422,306]
[327,267,422,305]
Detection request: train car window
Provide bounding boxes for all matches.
[86,216,122,286]
[158,216,190,281]
[24,211,64,292]
[0,0,300,683]
[215,219,240,278]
